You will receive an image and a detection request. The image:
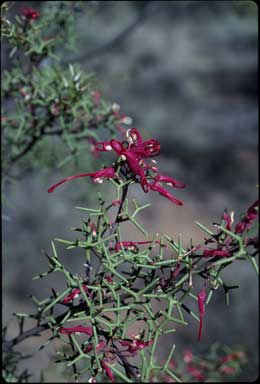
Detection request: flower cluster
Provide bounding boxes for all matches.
[154,347,246,382]
[48,128,185,206]
[202,200,258,258]
[21,7,40,20]
[58,326,153,382]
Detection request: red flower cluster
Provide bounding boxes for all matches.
[48,128,185,206]
[201,201,258,258]
[235,200,259,234]
[21,7,40,20]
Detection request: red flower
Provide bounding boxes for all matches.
[171,263,181,278]
[105,275,114,283]
[101,360,115,383]
[48,167,116,193]
[48,128,185,205]
[61,285,89,304]
[111,199,121,206]
[149,181,183,206]
[235,200,259,234]
[121,150,149,192]
[222,211,233,231]
[130,139,161,159]
[186,365,205,381]
[84,340,106,354]
[203,249,230,257]
[22,7,39,20]
[197,286,206,341]
[119,338,153,354]
[59,325,93,336]
[153,174,185,188]
[183,349,193,363]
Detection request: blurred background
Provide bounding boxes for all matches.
[2,1,258,381]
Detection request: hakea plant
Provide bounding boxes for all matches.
[3,127,258,382]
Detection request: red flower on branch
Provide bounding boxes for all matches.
[149,181,183,206]
[197,286,207,341]
[119,337,153,355]
[21,7,39,20]
[61,284,89,304]
[48,128,185,205]
[59,325,93,336]
[101,360,115,383]
[235,200,259,234]
[203,249,230,257]
[84,340,106,354]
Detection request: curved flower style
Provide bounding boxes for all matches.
[48,167,116,193]
[48,128,185,205]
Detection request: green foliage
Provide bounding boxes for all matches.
[6,178,257,382]
[1,1,131,177]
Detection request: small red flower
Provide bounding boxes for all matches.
[105,275,114,283]
[197,286,207,341]
[119,337,153,354]
[59,325,93,336]
[222,211,233,231]
[22,7,39,20]
[84,340,106,354]
[101,360,115,383]
[111,199,121,206]
[153,174,185,188]
[149,181,183,206]
[235,200,259,234]
[186,365,205,381]
[183,349,193,363]
[61,284,89,304]
[203,249,230,257]
[171,263,181,278]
